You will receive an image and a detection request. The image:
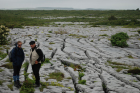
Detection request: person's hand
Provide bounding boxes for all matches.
[35,61,38,64]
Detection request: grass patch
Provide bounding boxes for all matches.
[69,34,87,38]
[107,60,126,65]
[99,34,108,36]
[90,40,93,42]
[20,78,35,93]
[0,62,13,69]
[0,68,4,72]
[48,31,52,33]
[100,30,108,31]
[5,58,10,62]
[0,51,7,60]
[7,83,14,91]
[22,62,29,72]
[127,55,134,59]
[41,58,53,66]
[79,72,85,80]
[70,64,84,71]
[78,80,86,85]
[45,72,64,81]
[49,42,55,44]
[47,35,52,37]
[48,47,53,50]
[50,82,73,91]
[0,80,4,85]
[39,82,49,92]
[66,77,72,79]
[128,67,140,74]
[107,60,130,72]
[54,31,68,35]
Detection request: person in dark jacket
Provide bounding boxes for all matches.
[29,41,43,87]
[11,41,25,88]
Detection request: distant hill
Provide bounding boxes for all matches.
[0,7,111,10]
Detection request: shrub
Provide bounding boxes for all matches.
[20,78,35,93]
[0,25,10,45]
[78,80,86,85]
[79,72,85,80]
[111,32,129,47]
[108,15,117,21]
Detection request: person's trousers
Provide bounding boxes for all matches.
[32,63,41,85]
[13,65,21,81]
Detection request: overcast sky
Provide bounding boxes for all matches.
[0,0,139,10]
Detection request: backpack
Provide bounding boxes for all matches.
[30,47,45,62]
[9,47,17,62]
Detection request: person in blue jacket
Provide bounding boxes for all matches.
[11,41,25,88]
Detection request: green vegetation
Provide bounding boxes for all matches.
[39,82,49,92]
[0,25,10,45]
[5,58,10,62]
[127,55,134,59]
[41,58,53,66]
[99,34,108,36]
[0,62,13,69]
[111,32,129,47]
[1,10,140,28]
[66,77,72,79]
[0,51,7,60]
[78,80,86,85]
[54,30,68,35]
[7,83,14,91]
[22,62,29,72]
[39,81,73,92]
[48,47,53,50]
[70,64,84,71]
[108,15,117,21]
[34,39,37,42]
[48,31,52,33]
[90,40,93,42]
[50,82,73,91]
[107,60,126,65]
[79,72,85,80]
[45,72,64,81]
[0,68,4,72]
[137,29,140,34]
[0,80,4,85]
[49,42,55,44]
[69,34,87,38]
[128,67,140,74]
[22,62,29,80]
[20,78,35,93]
[106,60,131,72]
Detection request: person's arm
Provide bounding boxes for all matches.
[22,49,25,62]
[36,49,43,62]
[11,48,17,65]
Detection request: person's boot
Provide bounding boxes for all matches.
[14,81,20,88]
[17,80,22,87]
[34,81,40,87]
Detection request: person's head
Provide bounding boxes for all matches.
[17,41,22,48]
[29,41,36,48]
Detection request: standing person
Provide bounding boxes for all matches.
[29,41,43,87]
[11,41,25,88]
